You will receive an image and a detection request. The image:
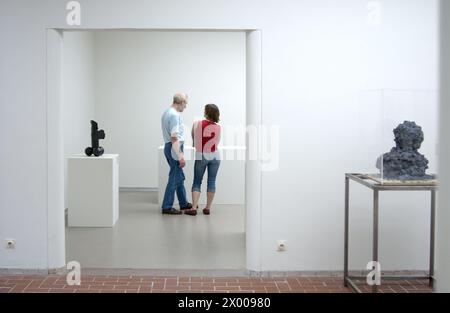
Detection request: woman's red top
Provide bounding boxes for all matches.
[194,119,221,153]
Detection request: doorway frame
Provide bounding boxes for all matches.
[46,28,262,272]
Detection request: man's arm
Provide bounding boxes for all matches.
[168,114,185,168]
[171,136,185,168]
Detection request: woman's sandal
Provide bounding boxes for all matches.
[203,208,210,215]
[184,209,197,216]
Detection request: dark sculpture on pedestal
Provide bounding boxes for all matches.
[376,121,432,180]
[85,120,105,157]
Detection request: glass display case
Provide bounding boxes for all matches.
[357,89,438,184]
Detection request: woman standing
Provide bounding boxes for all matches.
[185,104,221,216]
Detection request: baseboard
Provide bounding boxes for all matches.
[248,270,428,278]
[0,268,57,275]
[119,187,158,192]
[80,268,249,277]
[0,268,428,278]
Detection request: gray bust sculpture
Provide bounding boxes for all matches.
[376,121,432,180]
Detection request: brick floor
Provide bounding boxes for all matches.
[0,275,432,293]
[350,278,433,293]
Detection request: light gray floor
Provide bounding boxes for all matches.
[65,191,246,269]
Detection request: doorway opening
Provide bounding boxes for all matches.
[46,28,262,271]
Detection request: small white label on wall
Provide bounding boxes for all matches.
[66,1,81,26]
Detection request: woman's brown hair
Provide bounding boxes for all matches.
[204,103,220,123]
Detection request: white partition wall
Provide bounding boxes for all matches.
[62,31,96,209]
[245,30,262,271]
[46,29,66,269]
[436,0,450,293]
[93,31,246,189]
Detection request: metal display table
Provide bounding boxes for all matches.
[344,173,437,293]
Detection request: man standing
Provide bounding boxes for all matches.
[161,93,193,214]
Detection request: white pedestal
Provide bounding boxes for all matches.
[158,146,245,206]
[67,154,119,227]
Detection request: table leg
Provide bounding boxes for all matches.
[372,190,379,293]
[344,176,350,287]
[429,190,436,287]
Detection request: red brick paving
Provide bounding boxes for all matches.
[350,278,433,293]
[0,275,432,293]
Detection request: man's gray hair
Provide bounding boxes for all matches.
[173,93,187,105]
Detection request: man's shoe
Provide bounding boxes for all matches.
[180,203,194,210]
[162,208,182,215]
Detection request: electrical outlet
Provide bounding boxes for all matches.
[277,240,287,252]
[5,239,15,249]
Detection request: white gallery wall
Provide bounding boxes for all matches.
[93,31,246,188]
[61,31,245,189]
[0,0,440,271]
[62,31,96,208]
[62,31,95,160]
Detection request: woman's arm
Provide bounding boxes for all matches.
[216,124,221,146]
[191,120,198,146]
